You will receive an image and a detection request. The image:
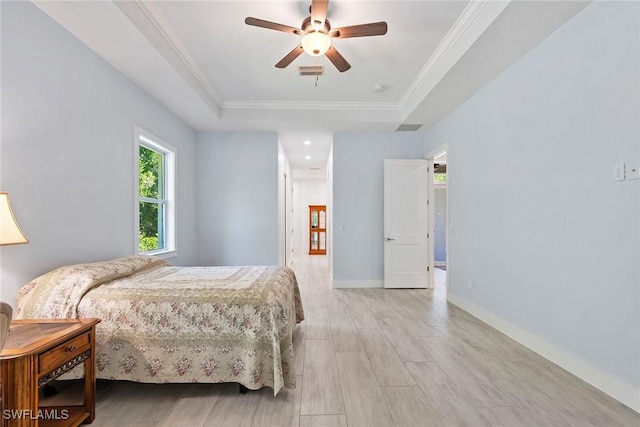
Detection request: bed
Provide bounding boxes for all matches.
[15,255,304,395]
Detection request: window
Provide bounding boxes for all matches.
[135,127,176,257]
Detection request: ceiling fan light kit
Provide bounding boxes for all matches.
[245,0,388,73]
[302,32,331,56]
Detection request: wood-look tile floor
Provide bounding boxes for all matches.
[48,255,639,426]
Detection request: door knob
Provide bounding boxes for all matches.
[385,238,395,241]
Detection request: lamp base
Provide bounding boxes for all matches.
[0,301,13,351]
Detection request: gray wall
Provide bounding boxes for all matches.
[333,132,425,283]
[0,1,199,305]
[197,132,279,266]
[424,1,639,387]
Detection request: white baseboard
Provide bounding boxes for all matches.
[332,280,383,289]
[447,293,640,414]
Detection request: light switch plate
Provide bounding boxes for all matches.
[626,162,640,180]
[614,164,625,181]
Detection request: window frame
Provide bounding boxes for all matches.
[134,126,177,259]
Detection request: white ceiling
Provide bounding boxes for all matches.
[33,0,588,170]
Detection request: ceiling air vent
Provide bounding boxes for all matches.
[396,123,423,131]
[299,65,324,76]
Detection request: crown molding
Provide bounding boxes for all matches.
[115,2,402,121]
[399,0,511,120]
[117,0,490,122]
[115,1,223,117]
[224,100,402,112]
[116,0,508,125]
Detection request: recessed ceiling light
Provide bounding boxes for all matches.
[304,140,311,145]
[305,155,311,160]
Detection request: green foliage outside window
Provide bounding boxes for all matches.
[139,231,159,252]
[434,173,447,183]
[139,145,164,252]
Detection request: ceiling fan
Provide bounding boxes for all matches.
[245,0,388,72]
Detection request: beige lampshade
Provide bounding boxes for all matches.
[0,192,28,245]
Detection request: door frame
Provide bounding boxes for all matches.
[426,144,450,294]
[283,172,288,265]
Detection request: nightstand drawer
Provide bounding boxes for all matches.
[39,331,91,374]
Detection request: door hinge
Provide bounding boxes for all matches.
[427,200,430,205]
[427,266,430,272]
[427,233,429,239]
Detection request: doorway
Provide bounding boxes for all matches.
[427,145,449,293]
[292,177,327,256]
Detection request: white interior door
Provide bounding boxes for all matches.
[384,159,430,288]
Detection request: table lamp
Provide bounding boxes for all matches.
[0,192,28,350]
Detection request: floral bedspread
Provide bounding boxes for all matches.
[16,256,304,395]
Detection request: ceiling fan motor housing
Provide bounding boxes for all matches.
[302,17,331,34]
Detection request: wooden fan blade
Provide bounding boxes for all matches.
[311,0,329,28]
[275,45,305,68]
[245,17,304,36]
[329,21,388,39]
[325,45,351,72]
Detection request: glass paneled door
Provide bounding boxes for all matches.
[309,205,327,255]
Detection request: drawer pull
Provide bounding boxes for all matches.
[66,345,78,353]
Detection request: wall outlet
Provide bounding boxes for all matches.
[614,164,625,181]
[626,162,640,180]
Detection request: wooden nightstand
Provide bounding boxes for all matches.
[1,319,100,427]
